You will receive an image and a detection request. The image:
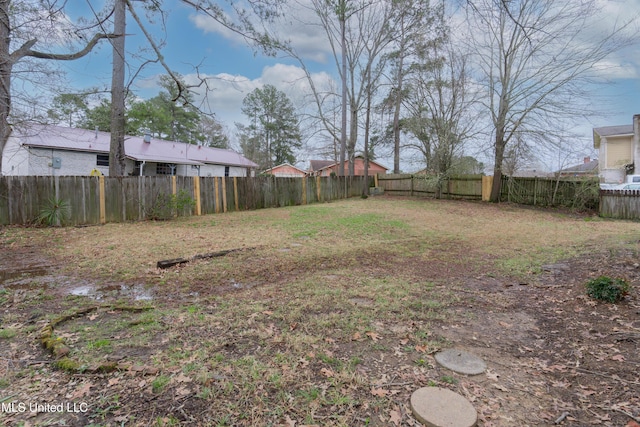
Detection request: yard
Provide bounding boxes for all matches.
[0,196,639,426]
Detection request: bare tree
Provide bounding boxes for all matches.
[402,42,480,176]
[0,0,117,175]
[104,0,285,175]
[282,0,396,177]
[464,0,637,202]
[385,0,446,173]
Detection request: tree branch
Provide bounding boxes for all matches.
[124,0,185,102]
[13,33,119,63]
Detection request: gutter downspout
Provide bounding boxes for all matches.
[139,160,145,176]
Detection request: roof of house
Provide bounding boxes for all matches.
[263,163,307,175]
[593,124,634,149]
[15,124,257,168]
[310,156,389,172]
[309,159,335,171]
[593,124,633,137]
[559,159,599,174]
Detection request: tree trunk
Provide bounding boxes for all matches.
[363,72,372,196]
[348,105,357,177]
[109,0,127,176]
[0,0,12,176]
[392,73,402,174]
[489,134,506,203]
[338,1,347,177]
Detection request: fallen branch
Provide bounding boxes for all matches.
[157,247,255,269]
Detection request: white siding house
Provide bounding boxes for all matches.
[2,124,257,177]
[593,116,639,184]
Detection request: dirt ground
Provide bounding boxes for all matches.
[1,200,639,427]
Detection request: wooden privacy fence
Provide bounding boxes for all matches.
[499,176,599,210]
[377,174,485,200]
[0,175,369,226]
[378,174,605,212]
[600,189,640,220]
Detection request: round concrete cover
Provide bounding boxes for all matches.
[434,349,487,375]
[410,387,477,427]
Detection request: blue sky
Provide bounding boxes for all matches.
[59,0,640,171]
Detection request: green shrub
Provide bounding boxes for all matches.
[36,197,71,226]
[146,190,195,220]
[585,276,630,303]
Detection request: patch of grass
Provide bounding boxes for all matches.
[0,328,17,339]
[87,339,111,351]
[151,375,170,394]
[441,375,457,384]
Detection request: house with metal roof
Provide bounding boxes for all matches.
[1,124,257,177]
[593,118,637,183]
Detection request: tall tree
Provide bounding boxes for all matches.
[47,93,89,127]
[81,98,113,132]
[110,0,127,176]
[0,1,116,175]
[237,85,302,171]
[283,0,396,176]
[465,0,636,202]
[105,0,285,175]
[385,0,446,173]
[128,75,204,144]
[198,115,230,148]
[402,42,480,176]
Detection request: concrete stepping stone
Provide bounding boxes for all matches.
[410,386,477,427]
[434,349,486,375]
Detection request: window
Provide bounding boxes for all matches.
[224,166,230,177]
[157,163,175,175]
[96,154,109,166]
[133,161,142,176]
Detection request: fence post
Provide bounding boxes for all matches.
[481,176,492,201]
[410,174,414,197]
[233,177,239,211]
[222,178,227,213]
[172,175,177,196]
[193,176,201,216]
[302,177,307,205]
[99,175,106,224]
[214,177,220,213]
[316,176,321,202]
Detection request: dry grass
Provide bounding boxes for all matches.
[1,196,638,426]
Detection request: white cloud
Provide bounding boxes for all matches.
[593,58,639,79]
[182,64,336,128]
[188,0,334,64]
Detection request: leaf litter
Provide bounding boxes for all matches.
[0,198,638,426]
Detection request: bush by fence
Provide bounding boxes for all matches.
[0,175,369,226]
[499,176,599,211]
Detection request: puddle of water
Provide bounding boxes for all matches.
[67,283,154,301]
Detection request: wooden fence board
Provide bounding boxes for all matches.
[0,175,369,225]
[600,189,640,220]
